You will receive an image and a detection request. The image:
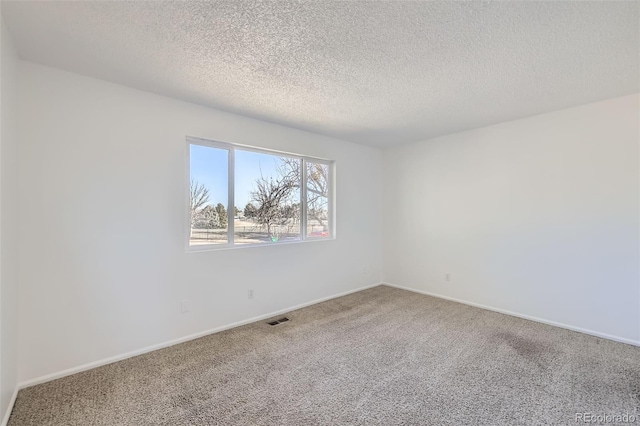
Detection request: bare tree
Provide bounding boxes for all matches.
[278,158,328,228]
[306,162,329,229]
[251,174,296,240]
[190,179,210,229]
[199,205,220,229]
[249,157,328,241]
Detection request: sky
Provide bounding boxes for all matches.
[190,145,286,209]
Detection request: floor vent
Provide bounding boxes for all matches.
[267,317,290,326]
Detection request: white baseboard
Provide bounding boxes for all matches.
[17,282,383,391]
[1,387,18,426]
[14,280,635,422]
[383,282,640,347]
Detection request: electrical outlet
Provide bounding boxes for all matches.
[248,289,254,299]
[181,299,190,313]
[445,273,450,282]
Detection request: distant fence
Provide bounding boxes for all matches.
[190,229,227,240]
[190,224,326,240]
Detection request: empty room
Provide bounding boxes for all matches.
[0,1,638,425]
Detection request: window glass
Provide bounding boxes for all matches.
[235,150,301,244]
[189,144,229,245]
[306,162,330,238]
[187,138,333,250]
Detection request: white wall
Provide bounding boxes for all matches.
[384,94,640,343]
[0,12,20,422]
[12,55,639,390]
[17,61,383,383]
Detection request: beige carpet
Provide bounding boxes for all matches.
[9,285,640,425]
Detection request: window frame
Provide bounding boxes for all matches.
[186,136,335,252]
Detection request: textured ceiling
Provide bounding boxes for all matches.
[2,1,639,147]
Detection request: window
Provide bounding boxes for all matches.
[305,162,330,238]
[187,137,333,249]
[189,144,229,245]
[234,150,301,245]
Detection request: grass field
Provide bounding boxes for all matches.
[190,219,327,246]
